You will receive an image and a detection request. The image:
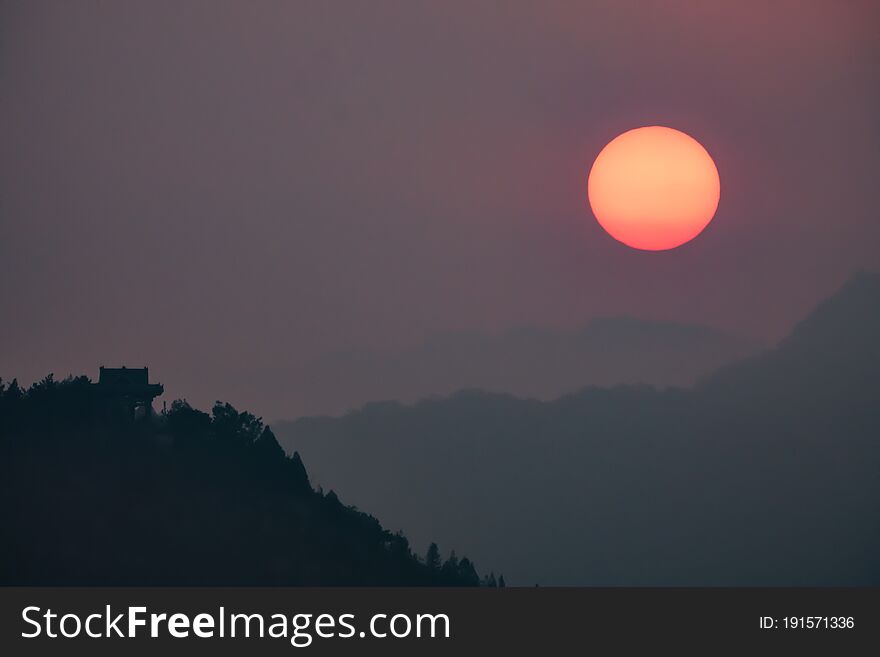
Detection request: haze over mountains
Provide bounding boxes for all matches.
[275,272,880,586]
[242,318,756,420]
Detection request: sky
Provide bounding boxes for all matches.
[2,1,879,415]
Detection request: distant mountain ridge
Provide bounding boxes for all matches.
[701,270,880,398]
[254,317,757,419]
[275,272,880,585]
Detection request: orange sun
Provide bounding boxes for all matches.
[587,126,720,251]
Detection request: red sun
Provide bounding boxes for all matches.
[588,126,720,251]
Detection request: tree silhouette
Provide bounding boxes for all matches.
[457,557,479,586]
[440,550,459,584]
[425,542,442,572]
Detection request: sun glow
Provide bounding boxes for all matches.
[588,126,720,251]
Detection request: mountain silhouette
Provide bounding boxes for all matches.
[230,318,757,419]
[701,269,880,402]
[275,272,880,585]
[0,383,488,585]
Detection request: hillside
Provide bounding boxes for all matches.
[275,273,880,585]
[0,380,487,585]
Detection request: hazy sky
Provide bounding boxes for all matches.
[2,2,879,412]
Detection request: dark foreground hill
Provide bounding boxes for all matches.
[276,272,880,586]
[0,385,486,585]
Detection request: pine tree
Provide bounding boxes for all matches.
[440,550,459,583]
[457,557,480,586]
[425,543,442,571]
